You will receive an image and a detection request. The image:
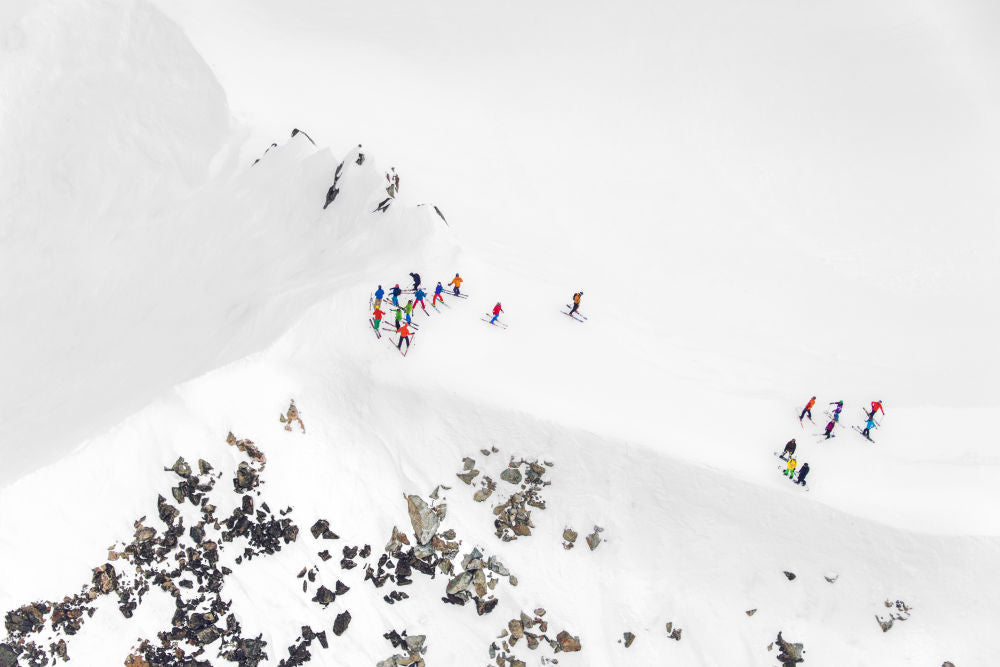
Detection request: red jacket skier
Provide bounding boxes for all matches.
[489,302,503,325]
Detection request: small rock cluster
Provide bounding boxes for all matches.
[279,400,306,433]
[378,629,427,667]
[875,599,912,633]
[492,459,552,542]
[665,621,682,641]
[442,547,514,615]
[488,609,582,665]
[562,525,604,551]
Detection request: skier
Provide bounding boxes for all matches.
[404,300,414,324]
[799,396,816,423]
[829,400,844,423]
[784,457,797,480]
[390,284,402,307]
[374,285,385,310]
[489,302,504,325]
[568,291,583,317]
[393,306,403,331]
[780,439,797,460]
[861,416,877,440]
[867,400,885,420]
[372,306,385,333]
[823,420,835,439]
[409,272,421,291]
[414,287,428,312]
[432,281,445,307]
[449,273,463,296]
[397,322,412,351]
[796,462,811,486]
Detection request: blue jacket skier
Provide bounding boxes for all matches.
[374,285,385,309]
[861,417,877,439]
[390,284,402,307]
[414,288,427,312]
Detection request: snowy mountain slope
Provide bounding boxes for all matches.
[2,283,998,665]
[2,0,1000,666]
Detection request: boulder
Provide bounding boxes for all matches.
[406,495,441,545]
[556,631,581,652]
[333,611,351,636]
[456,470,479,485]
[500,468,522,485]
[623,631,636,647]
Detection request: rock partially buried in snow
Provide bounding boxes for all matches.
[586,528,602,551]
[406,495,441,545]
[556,630,582,652]
[623,631,636,647]
[783,571,796,581]
[457,470,479,485]
[775,631,804,665]
[332,610,351,636]
[746,609,757,616]
[824,573,839,583]
[500,467,522,485]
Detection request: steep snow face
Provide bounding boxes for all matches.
[0,0,230,229]
[0,0,451,482]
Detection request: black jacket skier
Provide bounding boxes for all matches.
[796,463,810,486]
[409,272,421,291]
[780,439,796,459]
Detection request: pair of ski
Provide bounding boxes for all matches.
[772,453,809,491]
[481,316,508,329]
[561,304,587,322]
[851,425,876,444]
[386,331,416,357]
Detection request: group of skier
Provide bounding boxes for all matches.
[370,272,467,352]
[782,397,888,489]
[369,272,587,354]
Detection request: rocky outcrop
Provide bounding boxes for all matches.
[774,631,804,665]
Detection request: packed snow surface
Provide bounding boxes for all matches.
[2,0,999,665]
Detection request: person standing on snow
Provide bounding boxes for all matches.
[404,300,414,324]
[397,322,412,351]
[823,420,836,439]
[432,281,445,307]
[861,416,877,440]
[489,302,504,325]
[796,462,811,486]
[449,273,463,296]
[372,306,385,333]
[780,439,797,460]
[569,291,583,317]
[414,287,428,312]
[799,396,816,423]
[390,284,402,307]
[829,400,844,423]
[409,272,421,291]
[784,457,797,479]
[393,306,403,331]
[374,285,385,310]
[867,400,885,420]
